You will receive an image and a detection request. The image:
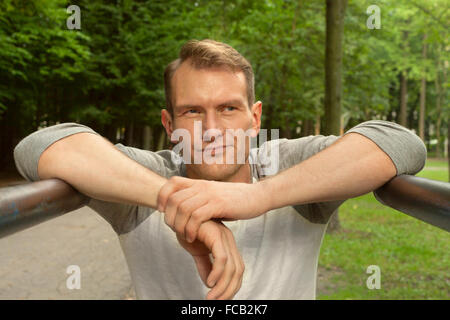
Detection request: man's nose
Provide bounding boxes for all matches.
[203,113,222,142]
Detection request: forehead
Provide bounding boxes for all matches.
[172,61,248,108]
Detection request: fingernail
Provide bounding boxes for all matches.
[208,279,215,287]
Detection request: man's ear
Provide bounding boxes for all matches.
[161,109,174,138]
[250,101,262,136]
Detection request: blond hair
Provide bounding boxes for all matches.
[164,39,254,114]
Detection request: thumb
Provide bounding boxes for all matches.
[192,255,213,287]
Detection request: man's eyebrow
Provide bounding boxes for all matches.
[175,104,203,110]
[175,100,245,110]
[217,100,245,107]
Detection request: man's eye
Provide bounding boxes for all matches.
[223,106,236,112]
[186,109,200,114]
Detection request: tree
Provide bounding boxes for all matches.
[324,0,347,232]
[0,0,90,170]
[1,0,448,177]
[419,33,428,141]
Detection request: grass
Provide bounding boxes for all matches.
[415,158,449,182]
[317,158,450,300]
[423,159,448,168]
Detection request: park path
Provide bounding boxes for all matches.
[0,205,136,300]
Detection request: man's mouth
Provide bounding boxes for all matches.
[195,144,233,154]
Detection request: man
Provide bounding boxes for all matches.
[14,39,427,300]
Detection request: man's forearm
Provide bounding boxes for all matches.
[38,132,167,208]
[258,132,397,211]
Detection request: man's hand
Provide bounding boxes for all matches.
[158,176,269,243]
[177,219,245,300]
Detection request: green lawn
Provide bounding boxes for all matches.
[317,158,450,300]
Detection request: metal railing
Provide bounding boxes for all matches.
[373,175,450,232]
[0,179,89,238]
[0,175,449,239]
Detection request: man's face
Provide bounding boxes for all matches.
[162,61,262,181]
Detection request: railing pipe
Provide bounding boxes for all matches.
[0,175,449,238]
[373,175,450,232]
[0,179,89,239]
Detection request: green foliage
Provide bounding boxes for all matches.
[0,0,90,134]
[0,0,448,148]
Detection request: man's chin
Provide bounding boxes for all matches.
[186,163,242,181]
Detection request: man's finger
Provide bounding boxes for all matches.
[205,235,228,294]
[206,231,235,300]
[217,229,244,300]
[157,176,193,212]
[192,255,213,287]
[174,195,208,239]
[185,203,214,243]
[164,187,197,229]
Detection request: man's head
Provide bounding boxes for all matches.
[161,39,262,182]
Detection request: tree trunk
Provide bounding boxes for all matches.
[157,130,166,151]
[135,125,144,149]
[315,113,321,135]
[419,34,427,141]
[387,81,397,122]
[435,44,446,159]
[301,119,315,137]
[399,71,408,128]
[125,121,134,147]
[324,0,347,233]
[142,125,153,150]
[280,0,302,140]
[448,124,450,182]
[324,0,346,137]
[104,124,117,143]
[434,70,442,158]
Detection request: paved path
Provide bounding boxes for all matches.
[0,206,135,300]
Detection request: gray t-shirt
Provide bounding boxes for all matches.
[13,120,426,299]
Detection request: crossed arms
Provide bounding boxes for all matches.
[158,131,399,243]
[14,121,426,299]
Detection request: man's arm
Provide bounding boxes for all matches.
[13,123,244,299]
[158,120,427,243]
[37,132,166,208]
[14,123,166,208]
[257,132,397,210]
